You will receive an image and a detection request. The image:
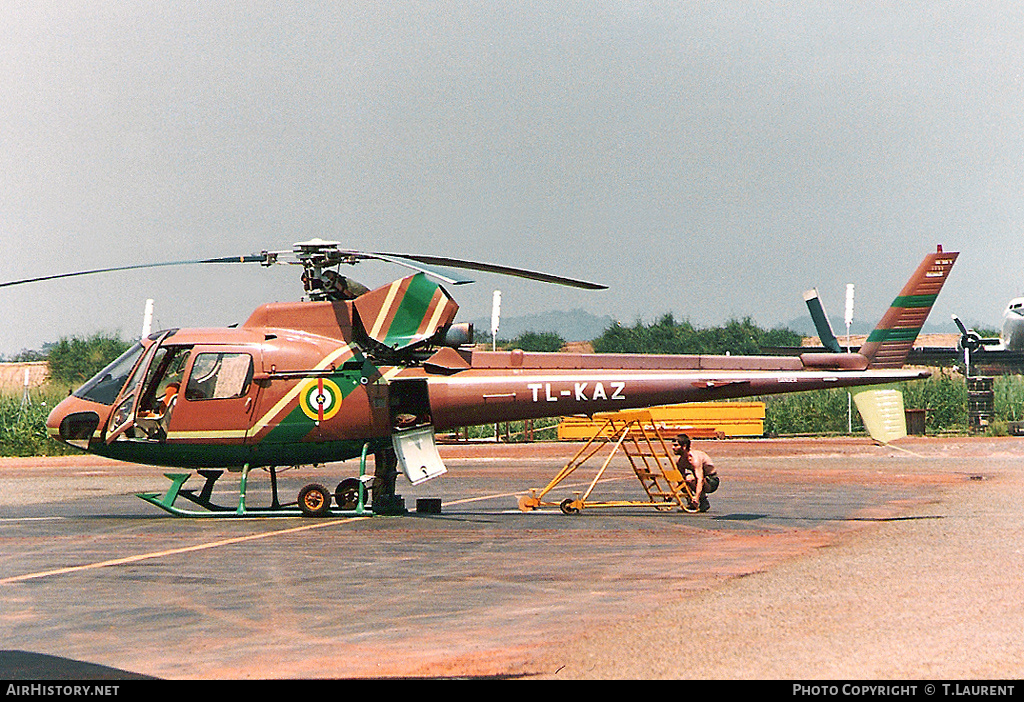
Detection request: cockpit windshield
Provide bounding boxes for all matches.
[73,343,146,405]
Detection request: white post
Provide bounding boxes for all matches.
[20,368,31,410]
[491,291,501,351]
[142,299,155,338]
[491,290,501,440]
[845,284,854,433]
[844,284,855,352]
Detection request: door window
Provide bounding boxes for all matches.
[137,346,191,415]
[185,353,254,400]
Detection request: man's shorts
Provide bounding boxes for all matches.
[705,474,720,494]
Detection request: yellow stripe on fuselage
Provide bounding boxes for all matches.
[379,367,404,383]
[166,430,249,441]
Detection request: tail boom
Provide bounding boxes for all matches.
[417,353,930,429]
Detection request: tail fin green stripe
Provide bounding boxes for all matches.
[890,294,938,309]
[385,273,443,345]
[866,327,923,343]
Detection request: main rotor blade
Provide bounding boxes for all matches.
[365,251,608,290]
[1,243,607,292]
[0,255,267,289]
[356,252,476,286]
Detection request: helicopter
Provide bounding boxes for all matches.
[5,240,956,517]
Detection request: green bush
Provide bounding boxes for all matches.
[762,388,864,436]
[504,331,566,352]
[593,314,802,355]
[0,332,130,456]
[759,373,1024,436]
[994,375,1024,423]
[900,373,967,432]
[47,333,132,386]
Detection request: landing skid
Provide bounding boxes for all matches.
[136,446,379,518]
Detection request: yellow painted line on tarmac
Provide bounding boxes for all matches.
[0,517,370,586]
[443,476,631,507]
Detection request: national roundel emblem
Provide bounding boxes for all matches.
[299,378,343,422]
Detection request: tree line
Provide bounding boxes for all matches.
[490,315,804,354]
[7,333,135,387]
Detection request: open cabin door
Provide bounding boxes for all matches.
[105,331,175,444]
[387,378,447,485]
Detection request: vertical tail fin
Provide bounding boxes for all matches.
[859,246,958,368]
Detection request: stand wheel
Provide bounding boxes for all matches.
[560,498,580,515]
[517,495,539,512]
[334,478,361,510]
[298,483,332,517]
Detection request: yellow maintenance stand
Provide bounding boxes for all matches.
[517,409,696,515]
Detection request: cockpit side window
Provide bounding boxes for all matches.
[73,343,145,406]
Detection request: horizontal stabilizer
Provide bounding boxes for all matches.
[851,385,907,444]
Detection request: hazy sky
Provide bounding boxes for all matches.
[2,2,1022,356]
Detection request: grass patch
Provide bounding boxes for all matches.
[0,385,83,456]
[761,373,1024,437]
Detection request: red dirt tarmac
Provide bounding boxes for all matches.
[1,436,1022,679]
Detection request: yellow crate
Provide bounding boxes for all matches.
[557,402,765,440]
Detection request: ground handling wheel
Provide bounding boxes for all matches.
[334,478,361,510]
[517,494,540,512]
[298,483,332,517]
[560,498,581,515]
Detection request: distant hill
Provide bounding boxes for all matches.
[783,314,959,340]
[469,308,616,343]
[783,315,877,338]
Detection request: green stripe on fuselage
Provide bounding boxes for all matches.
[95,437,388,469]
[261,369,366,445]
[383,273,440,348]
